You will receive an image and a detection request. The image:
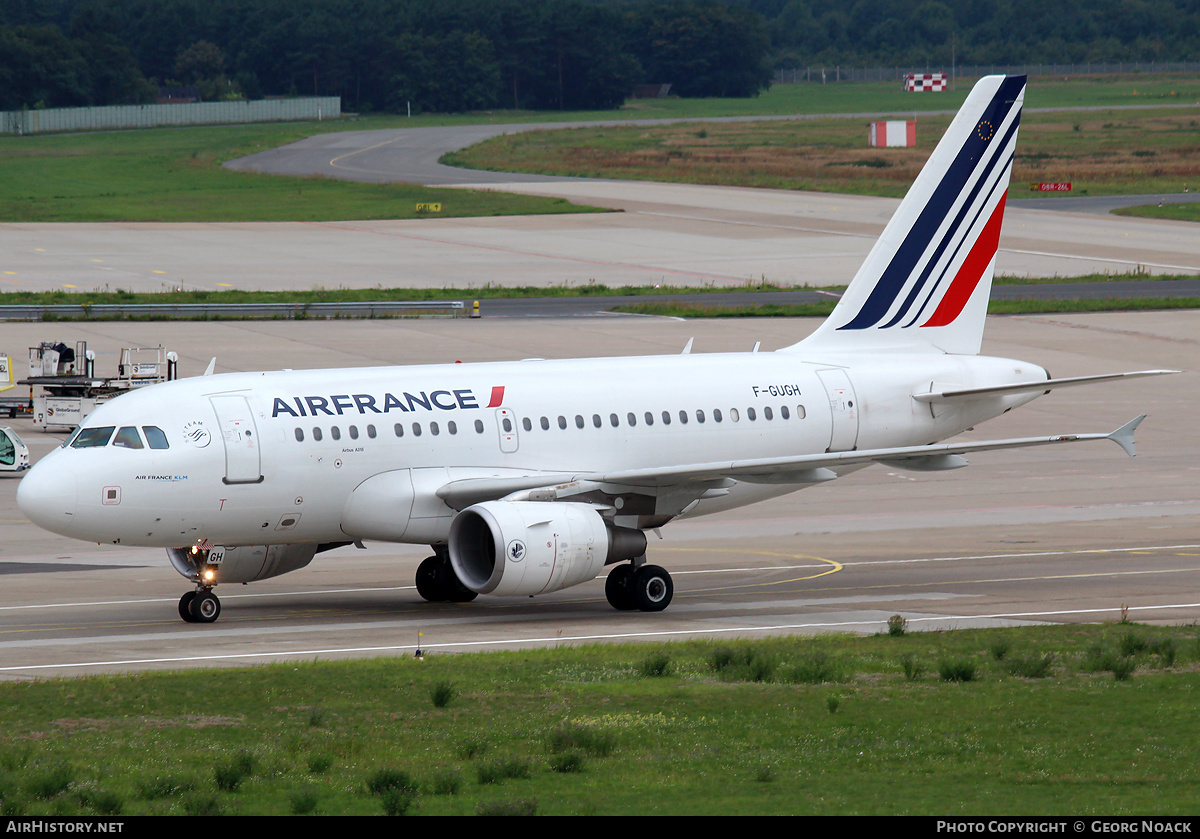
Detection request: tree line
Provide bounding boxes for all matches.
[3,0,1197,114]
[735,0,1200,68]
[0,0,771,112]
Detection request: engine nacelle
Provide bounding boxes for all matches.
[448,501,646,597]
[167,543,318,585]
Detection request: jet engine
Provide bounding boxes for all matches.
[167,543,318,585]
[448,501,646,597]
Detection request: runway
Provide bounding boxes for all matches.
[0,310,1196,680]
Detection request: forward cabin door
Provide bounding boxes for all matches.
[210,394,263,484]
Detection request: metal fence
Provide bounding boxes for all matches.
[0,300,465,321]
[0,97,341,135]
[774,62,1200,85]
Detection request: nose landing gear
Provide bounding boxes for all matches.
[179,588,221,623]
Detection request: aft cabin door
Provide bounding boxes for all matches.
[816,368,859,452]
[210,394,263,484]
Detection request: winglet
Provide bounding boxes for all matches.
[203,358,217,377]
[1108,415,1145,457]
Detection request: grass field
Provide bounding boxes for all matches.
[2,623,1198,816]
[446,106,1200,199]
[0,123,599,223]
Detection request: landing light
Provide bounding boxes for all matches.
[204,569,216,582]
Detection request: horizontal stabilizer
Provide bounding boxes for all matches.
[914,370,1178,403]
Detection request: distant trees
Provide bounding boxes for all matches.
[7,0,1195,114]
[0,0,774,112]
[742,0,1200,68]
[0,22,154,110]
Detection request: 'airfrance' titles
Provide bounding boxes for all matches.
[271,386,504,419]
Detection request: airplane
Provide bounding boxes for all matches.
[16,75,1175,624]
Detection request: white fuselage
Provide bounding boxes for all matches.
[17,348,1045,549]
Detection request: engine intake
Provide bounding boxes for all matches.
[449,501,646,597]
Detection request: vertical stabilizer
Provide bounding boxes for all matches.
[791,75,1026,356]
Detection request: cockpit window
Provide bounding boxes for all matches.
[113,427,144,449]
[62,427,82,448]
[143,426,169,449]
[72,426,115,448]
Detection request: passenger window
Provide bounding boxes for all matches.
[72,426,115,448]
[331,426,341,440]
[780,406,790,420]
[610,413,619,428]
[143,426,169,449]
[713,409,722,423]
[661,411,671,425]
[313,427,323,441]
[522,417,532,432]
[575,414,584,429]
[678,410,688,425]
[627,412,637,427]
[796,405,806,419]
[474,420,484,433]
[448,421,457,435]
[430,422,440,436]
[541,416,550,431]
[294,428,305,442]
[747,407,757,421]
[593,414,602,428]
[730,408,740,422]
[349,425,359,440]
[557,416,567,430]
[764,406,773,420]
[367,424,377,438]
[412,423,423,437]
[695,409,705,424]
[394,423,404,438]
[644,412,654,426]
[106,426,141,449]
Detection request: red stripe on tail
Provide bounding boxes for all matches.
[922,193,1007,328]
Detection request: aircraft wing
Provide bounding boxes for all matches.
[436,417,1145,511]
[913,370,1177,404]
[584,415,1146,487]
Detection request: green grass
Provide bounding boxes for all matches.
[2,623,1199,815]
[0,123,601,223]
[613,296,1200,319]
[1115,202,1200,222]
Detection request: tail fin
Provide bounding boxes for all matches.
[791,75,1026,356]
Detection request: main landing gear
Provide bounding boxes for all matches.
[605,562,674,612]
[416,546,478,603]
[179,588,221,623]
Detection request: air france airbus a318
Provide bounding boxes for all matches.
[17,76,1174,623]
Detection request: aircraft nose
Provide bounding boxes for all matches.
[17,458,78,537]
